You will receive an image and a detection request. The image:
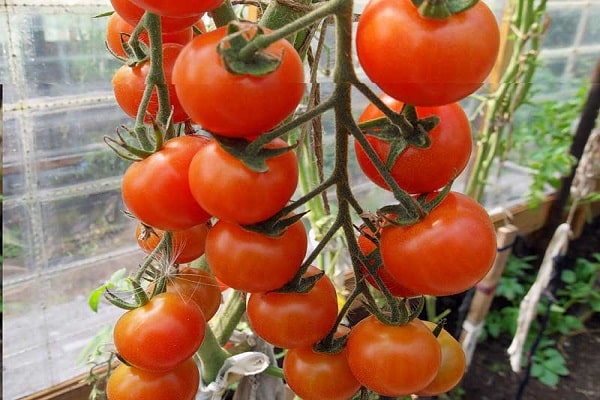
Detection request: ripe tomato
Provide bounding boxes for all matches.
[129,0,223,17]
[188,138,298,225]
[164,267,222,321]
[416,321,467,396]
[357,228,420,298]
[113,292,206,372]
[110,0,202,33]
[136,222,210,264]
[106,13,192,59]
[172,23,305,137]
[283,346,361,400]
[346,316,441,396]
[112,43,189,123]
[247,266,338,349]
[106,357,199,400]
[354,94,472,194]
[122,135,211,231]
[205,217,307,293]
[356,0,499,106]
[380,192,496,296]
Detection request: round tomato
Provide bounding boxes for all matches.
[113,292,206,372]
[188,138,298,225]
[165,267,222,321]
[380,192,496,296]
[416,321,467,396]
[357,228,420,298]
[110,0,202,33]
[283,346,361,400]
[346,316,441,396]
[172,23,305,137]
[129,0,223,17]
[122,135,211,231]
[136,222,209,264]
[354,94,472,194]
[247,266,338,349]
[205,216,307,292]
[106,357,199,400]
[106,13,192,59]
[113,43,189,123]
[356,0,500,106]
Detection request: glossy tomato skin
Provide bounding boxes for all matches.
[130,0,223,17]
[416,321,467,396]
[136,222,209,264]
[247,266,338,349]
[113,43,189,123]
[283,345,361,400]
[122,135,211,231]
[380,192,496,296]
[106,357,199,400]
[356,0,499,106]
[172,23,305,137]
[346,317,441,396]
[165,267,222,321]
[357,228,420,298]
[355,95,472,194]
[205,217,307,292]
[106,13,192,59]
[188,138,298,225]
[110,0,202,33]
[113,292,206,372]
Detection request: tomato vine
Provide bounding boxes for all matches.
[94,0,501,398]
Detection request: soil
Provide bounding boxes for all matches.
[458,217,600,400]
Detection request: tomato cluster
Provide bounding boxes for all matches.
[100,0,502,398]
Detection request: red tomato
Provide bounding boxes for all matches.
[247,266,338,349]
[136,222,209,264]
[416,321,467,396]
[283,345,361,400]
[122,135,211,231]
[357,228,420,298]
[356,0,499,106]
[165,267,222,321]
[110,0,202,33]
[106,13,192,59]
[106,358,199,400]
[129,0,223,17]
[113,43,189,123]
[172,23,305,137]
[354,94,472,194]
[380,192,496,296]
[205,217,307,292]
[188,138,298,225]
[113,292,206,372]
[346,316,441,396]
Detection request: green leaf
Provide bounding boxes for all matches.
[561,269,577,284]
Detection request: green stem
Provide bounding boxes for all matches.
[134,231,172,283]
[197,324,231,384]
[211,290,247,346]
[209,0,238,27]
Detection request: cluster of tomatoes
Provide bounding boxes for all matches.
[101,0,502,399]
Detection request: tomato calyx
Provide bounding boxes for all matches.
[218,21,283,76]
[104,121,167,161]
[411,0,479,19]
[277,268,324,294]
[213,134,297,173]
[358,104,438,171]
[242,211,308,237]
[377,180,453,226]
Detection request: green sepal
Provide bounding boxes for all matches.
[278,270,324,294]
[213,134,297,173]
[411,0,478,18]
[87,268,129,312]
[313,332,349,354]
[242,211,309,238]
[93,10,114,18]
[432,318,446,337]
[218,22,282,76]
[378,200,423,226]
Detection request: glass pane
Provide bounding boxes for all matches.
[2,203,35,280]
[581,6,600,45]
[40,189,137,269]
[544,7,581,48]
[2,118,27,197]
